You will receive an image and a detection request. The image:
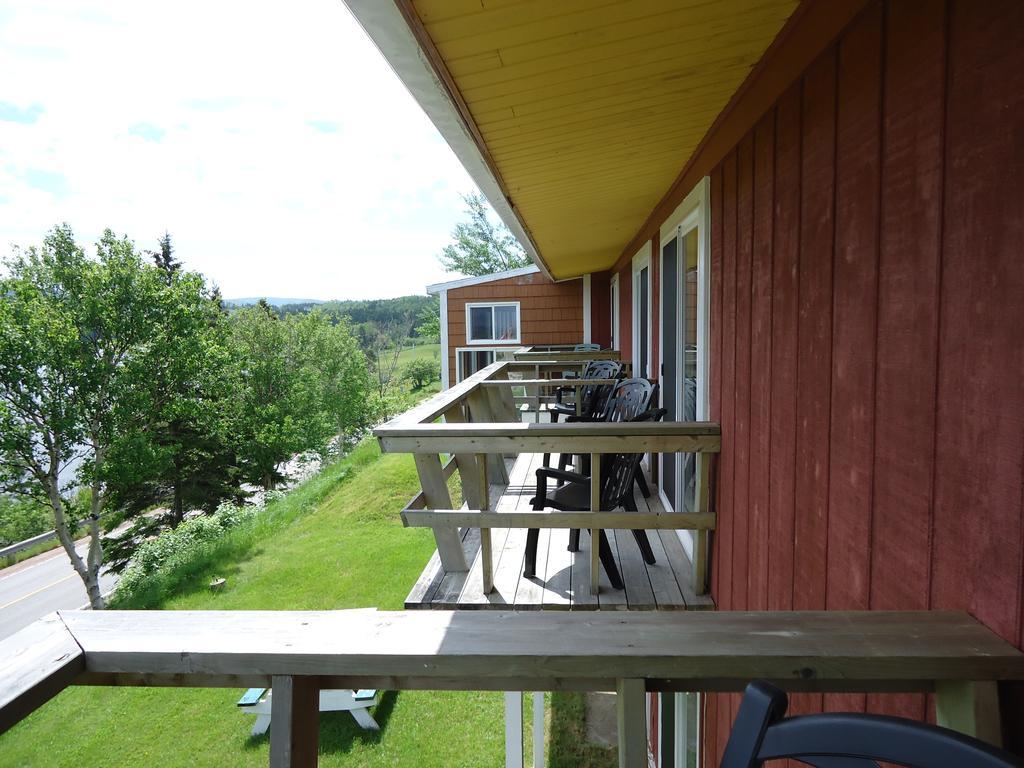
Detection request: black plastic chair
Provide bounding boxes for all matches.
[549,359,623,423]
[561,376,658,499]
[721,680,1023,768]
[523,402,667,590]
[543,360,622,471]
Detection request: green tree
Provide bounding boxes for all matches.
[102,268,240,536]
[227,303,334,489]
[0,225,167,608]
[438,192,530,276]
[0,495,52,547]
[148,231,180,284]
[290,311,374,440]
[402,358,440,390]
[416,297,441,343]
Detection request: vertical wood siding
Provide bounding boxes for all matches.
[704,0,1024,761]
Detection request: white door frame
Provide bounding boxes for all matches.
[631,245,652,379]
[656,177,711,516]
[610,273,620,351]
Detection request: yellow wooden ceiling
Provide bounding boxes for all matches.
[411,0,798,279]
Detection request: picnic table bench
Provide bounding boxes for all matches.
[238,687,380,735]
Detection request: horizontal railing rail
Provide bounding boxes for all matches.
[375,359,720,596]
[401,509,717,530]
[513,344,623,363]
[2,609,1020,766]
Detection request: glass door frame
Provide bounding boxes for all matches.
[656,177,711,518]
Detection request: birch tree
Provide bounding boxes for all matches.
[0,225,164,608]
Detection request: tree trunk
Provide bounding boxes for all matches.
[46,478,105,610]
[263,471,275,491]
[172,455,184,527]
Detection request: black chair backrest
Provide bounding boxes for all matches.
[721,681,1022,768]
[599,406,666,509]
[603,377,657,423]
[578,360,623,417]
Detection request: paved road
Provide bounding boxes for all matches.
[0,543,118,640]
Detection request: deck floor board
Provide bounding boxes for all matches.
[405,453,706,611]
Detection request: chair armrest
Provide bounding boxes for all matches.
[564,414,603,423]
[554,385,575,405]
[533,466,589,509]
[536,467,588,483]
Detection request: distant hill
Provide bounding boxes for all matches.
[223,294,438,347]
[224,297,325,307]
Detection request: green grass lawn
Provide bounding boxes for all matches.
[0,442,508,768]
[395,342,440,367]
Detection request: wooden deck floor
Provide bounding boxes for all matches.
[405,453,714,611]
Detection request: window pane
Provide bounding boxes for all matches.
[469,306,493,341]
[493,305,518,340]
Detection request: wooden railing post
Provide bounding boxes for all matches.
[590,452,601,596]
[533,364,541,422]
[693,452,711,595]
[477,452,493,594]
[269,675,319,768]
[616,678,646,768]
[414,453,467,572]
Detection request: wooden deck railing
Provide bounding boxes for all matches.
[3,609,1021,767]
[512,343,623,363]
[375,360,720,597]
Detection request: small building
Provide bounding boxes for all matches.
[427,265,591,388]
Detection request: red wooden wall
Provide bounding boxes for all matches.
[702,0,1024,760]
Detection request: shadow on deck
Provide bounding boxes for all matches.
[405,453,714,611]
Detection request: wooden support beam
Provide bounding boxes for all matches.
[442,405,483,510]
[590,452,601,597]
[269,675,319,768]
[401,509,716,531]
[402,457,458,511]
[935,680,1003,747]
[692,452,711,595]
[485,372,519,425]
[616,678,646,768]
[413,453,467,572]
[467,390,508,485]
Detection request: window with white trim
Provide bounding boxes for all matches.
[465,302,521,344]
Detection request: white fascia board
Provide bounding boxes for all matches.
[342,0,553,281]
[438,288,449,389]
[426,264,540,295]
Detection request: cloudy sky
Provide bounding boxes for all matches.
[0,0,479,300]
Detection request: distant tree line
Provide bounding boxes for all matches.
[0,225,376,607]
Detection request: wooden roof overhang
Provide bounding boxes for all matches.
[344,0,871,280]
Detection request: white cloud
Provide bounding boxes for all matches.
[0,0,476,299]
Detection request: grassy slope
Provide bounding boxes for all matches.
[395,343,440,367]
[0,442,505,768]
